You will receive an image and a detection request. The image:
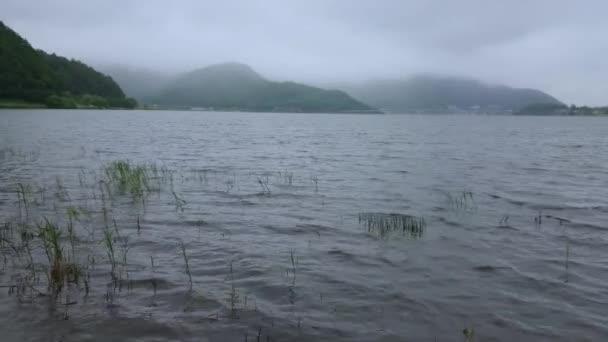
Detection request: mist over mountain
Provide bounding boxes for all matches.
[96,64,172,102]
[142,63,376,113]
[339,75,563,114]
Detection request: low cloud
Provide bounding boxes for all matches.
[2,0,606,105]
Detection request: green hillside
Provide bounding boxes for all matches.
[146,63,377,113]
[342,74,562,113]
[0,21,136,109]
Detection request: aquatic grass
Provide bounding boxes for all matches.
[172,191,187,212]
[565,236,570,283]
[562,223,571,283]
[286,249,297,285]
[0,146,18,160]
[286,249,298,311]
[179,241,193,290]
[66,206,81,260]
[54,176,69,201]
[119,235,131,281]
[16,183,34,221]
[257,176,271,194]
[277,171,294,186]
[0,146,40,162]
[534,211,542,226]
[311,176,319,192]
[445,191,474,210]
[227,259,240,318]
[104,160,151,200]
[463,327,475,342]
[359,212,426,239]
[498,215,509,227]
[102,227,117,279]
[38,219,81,293]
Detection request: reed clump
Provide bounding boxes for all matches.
[359,212,425,238]
[104,160,151,199]
[38,219,81,293]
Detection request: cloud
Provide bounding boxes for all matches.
[2,0,606,105]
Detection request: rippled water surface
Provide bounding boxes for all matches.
[1,110,607,341]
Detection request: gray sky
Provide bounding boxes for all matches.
[2,0,607,105]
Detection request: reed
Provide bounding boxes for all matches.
[16,183,33,221]
[257,176,271,194]
[179,241,193,290]
[227,259,240,318]
[38,219,80,293]
[172,191,187,212]
[359,212,425,238]
[66,206,80,260]
[311,176,319,192]
[103,227,117,279]
[54,176,69,201]
[104,160,151,200]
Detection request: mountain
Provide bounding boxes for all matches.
[341,74,562,113]
[0,21,135,108]
[96,64,172,102]
[146,63,377,113]
[516,103,608,116]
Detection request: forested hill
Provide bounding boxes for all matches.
[0,21,136,108]
[341,75,562,114]
[145,63,378,113]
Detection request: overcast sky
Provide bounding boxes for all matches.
[2,0,607,105]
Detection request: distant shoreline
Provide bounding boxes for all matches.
[0,103,382,114]
[2,106,607,116]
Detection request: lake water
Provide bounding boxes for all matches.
[0,109,607,341]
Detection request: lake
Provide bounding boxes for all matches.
[0,109,607,341]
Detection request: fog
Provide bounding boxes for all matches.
[2,0,607,105]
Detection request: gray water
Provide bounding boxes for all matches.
[1,109,607,342]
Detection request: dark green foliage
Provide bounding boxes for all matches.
[0,21,54,102]
[45,94,77,109]
[515,103,568,115]
[342,74,563,113]
[42,52,125,98]
[146,63,377,113]
[0,21,137,108]
[517,103,608,116]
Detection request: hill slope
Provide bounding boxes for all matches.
[342,75,562,113]
[146,63,377,113]
[0,21,135,108]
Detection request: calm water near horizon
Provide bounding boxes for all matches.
[1,109,607,341]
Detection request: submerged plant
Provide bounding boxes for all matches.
[359,212,426,239]
[445,191,475,210]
